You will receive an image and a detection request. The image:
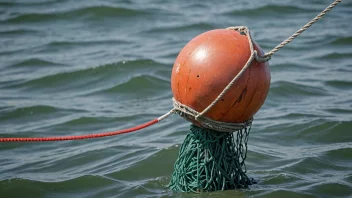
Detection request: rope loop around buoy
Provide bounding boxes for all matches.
[173,98,252,133]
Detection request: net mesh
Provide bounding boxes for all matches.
[168,124,253,192]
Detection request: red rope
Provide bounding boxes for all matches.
[0,119,159,142]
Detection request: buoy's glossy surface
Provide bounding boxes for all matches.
[171,29,271,123]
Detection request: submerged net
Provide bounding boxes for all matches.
[168,124,253,192]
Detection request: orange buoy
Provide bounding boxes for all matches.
[171,29,271,123]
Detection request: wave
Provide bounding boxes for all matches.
[330,36,352,45]
[0,2,16,7]
[0,48,28,56]
[181,2,210,10]
[0,0,60,7]
[46,40,132,48]
[0,29,40,36]
[144,22,216,34]
[224,5,316,17]
[270,81,330,98]
[324,108,352,116]
[270,63,318,71]
[308,182,352,198]
[0,105,59,121]
[15,59,159,81]
[69,6,149,18]
[295,120,351,144]
[323,147,352,166]
[319,52,352,60]
[3,6,149,23]
[52,113,154,127]
[5,59,168,94]
[101,75,169,94]
[324,80,352,90]
[12,58,65,68]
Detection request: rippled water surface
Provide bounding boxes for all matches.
[1,0,351,197]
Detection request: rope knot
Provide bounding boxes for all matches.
[227,26,270,63]
[254,50,271,62]
[226,26,249,35]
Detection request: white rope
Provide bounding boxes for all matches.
[263,0,342,59]
[157,109,175,121]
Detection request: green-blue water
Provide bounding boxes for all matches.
[0,0,351,197]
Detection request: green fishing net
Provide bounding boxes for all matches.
[168,124,253,192]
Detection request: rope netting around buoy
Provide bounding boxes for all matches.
[168,124,253,192]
